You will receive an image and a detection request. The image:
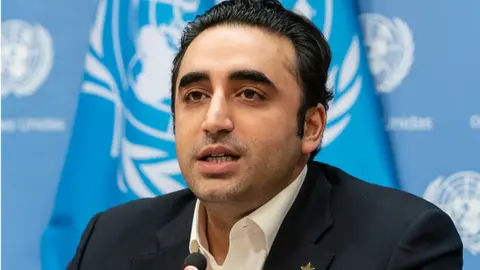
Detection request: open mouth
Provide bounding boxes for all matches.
[199,154,240,163]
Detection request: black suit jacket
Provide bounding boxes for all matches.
[67,162,463,270]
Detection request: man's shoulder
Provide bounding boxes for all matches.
[319,162,440,213]
[310,162,463,268]
[69,188,197,268]
[95,188,196,228]
[316,162,451,230]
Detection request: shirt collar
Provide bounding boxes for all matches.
[247,165,308,252]
[189,198,205,253]
[189,165,308,253]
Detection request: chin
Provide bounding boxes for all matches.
[193,182,246,203]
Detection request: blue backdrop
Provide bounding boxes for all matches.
[2,1,97,269]
[2,0,479,269]
[357,1,480,268]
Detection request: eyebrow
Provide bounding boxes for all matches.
[229,70,275,87]
[178,69,276,90]
[178,72,209,89]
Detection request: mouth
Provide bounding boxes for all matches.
[196,145,242,175]
[197,145,242,162]
[199,154,240,163]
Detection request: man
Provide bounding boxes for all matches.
[67,0,463,269]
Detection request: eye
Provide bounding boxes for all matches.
[239,89,265,101]
[184,90,208,103]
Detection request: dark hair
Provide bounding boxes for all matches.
[170,0,333,161]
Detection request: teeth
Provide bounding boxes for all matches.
[206,156,234,163]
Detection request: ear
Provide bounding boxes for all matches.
[301,104,327,154]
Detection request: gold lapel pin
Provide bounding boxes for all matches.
[301,262,315,270]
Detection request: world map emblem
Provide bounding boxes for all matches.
[359,13,414,93]
[1,19,54,98]
[294,0,362,147]
[424,171,480,255]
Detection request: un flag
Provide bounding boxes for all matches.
[41,0,397,269]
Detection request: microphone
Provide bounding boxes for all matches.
[183,252,207,270]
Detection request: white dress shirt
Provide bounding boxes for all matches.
[189,166,308,270]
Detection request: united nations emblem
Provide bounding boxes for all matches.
[1,19,54,98]
[294,0,362,147]
[359,13,414,93]
[423,171,480,255]
[81,0,197,198]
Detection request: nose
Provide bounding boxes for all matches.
[201,91,234,136]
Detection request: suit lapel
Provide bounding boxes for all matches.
[263,162,335,270]
[131,198,195,270]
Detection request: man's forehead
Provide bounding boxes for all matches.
[178,26,297,80]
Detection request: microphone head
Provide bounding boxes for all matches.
[183,252,207,270]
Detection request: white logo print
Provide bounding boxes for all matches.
[1,19,54,98]
[129,25,175,108]
[295,0,361,147]
[423,171,480,255]
[359,13,414,93]
[82,0,199,197]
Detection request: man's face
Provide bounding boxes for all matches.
[174,25,314,208]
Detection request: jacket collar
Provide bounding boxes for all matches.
[262,161,335,270]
